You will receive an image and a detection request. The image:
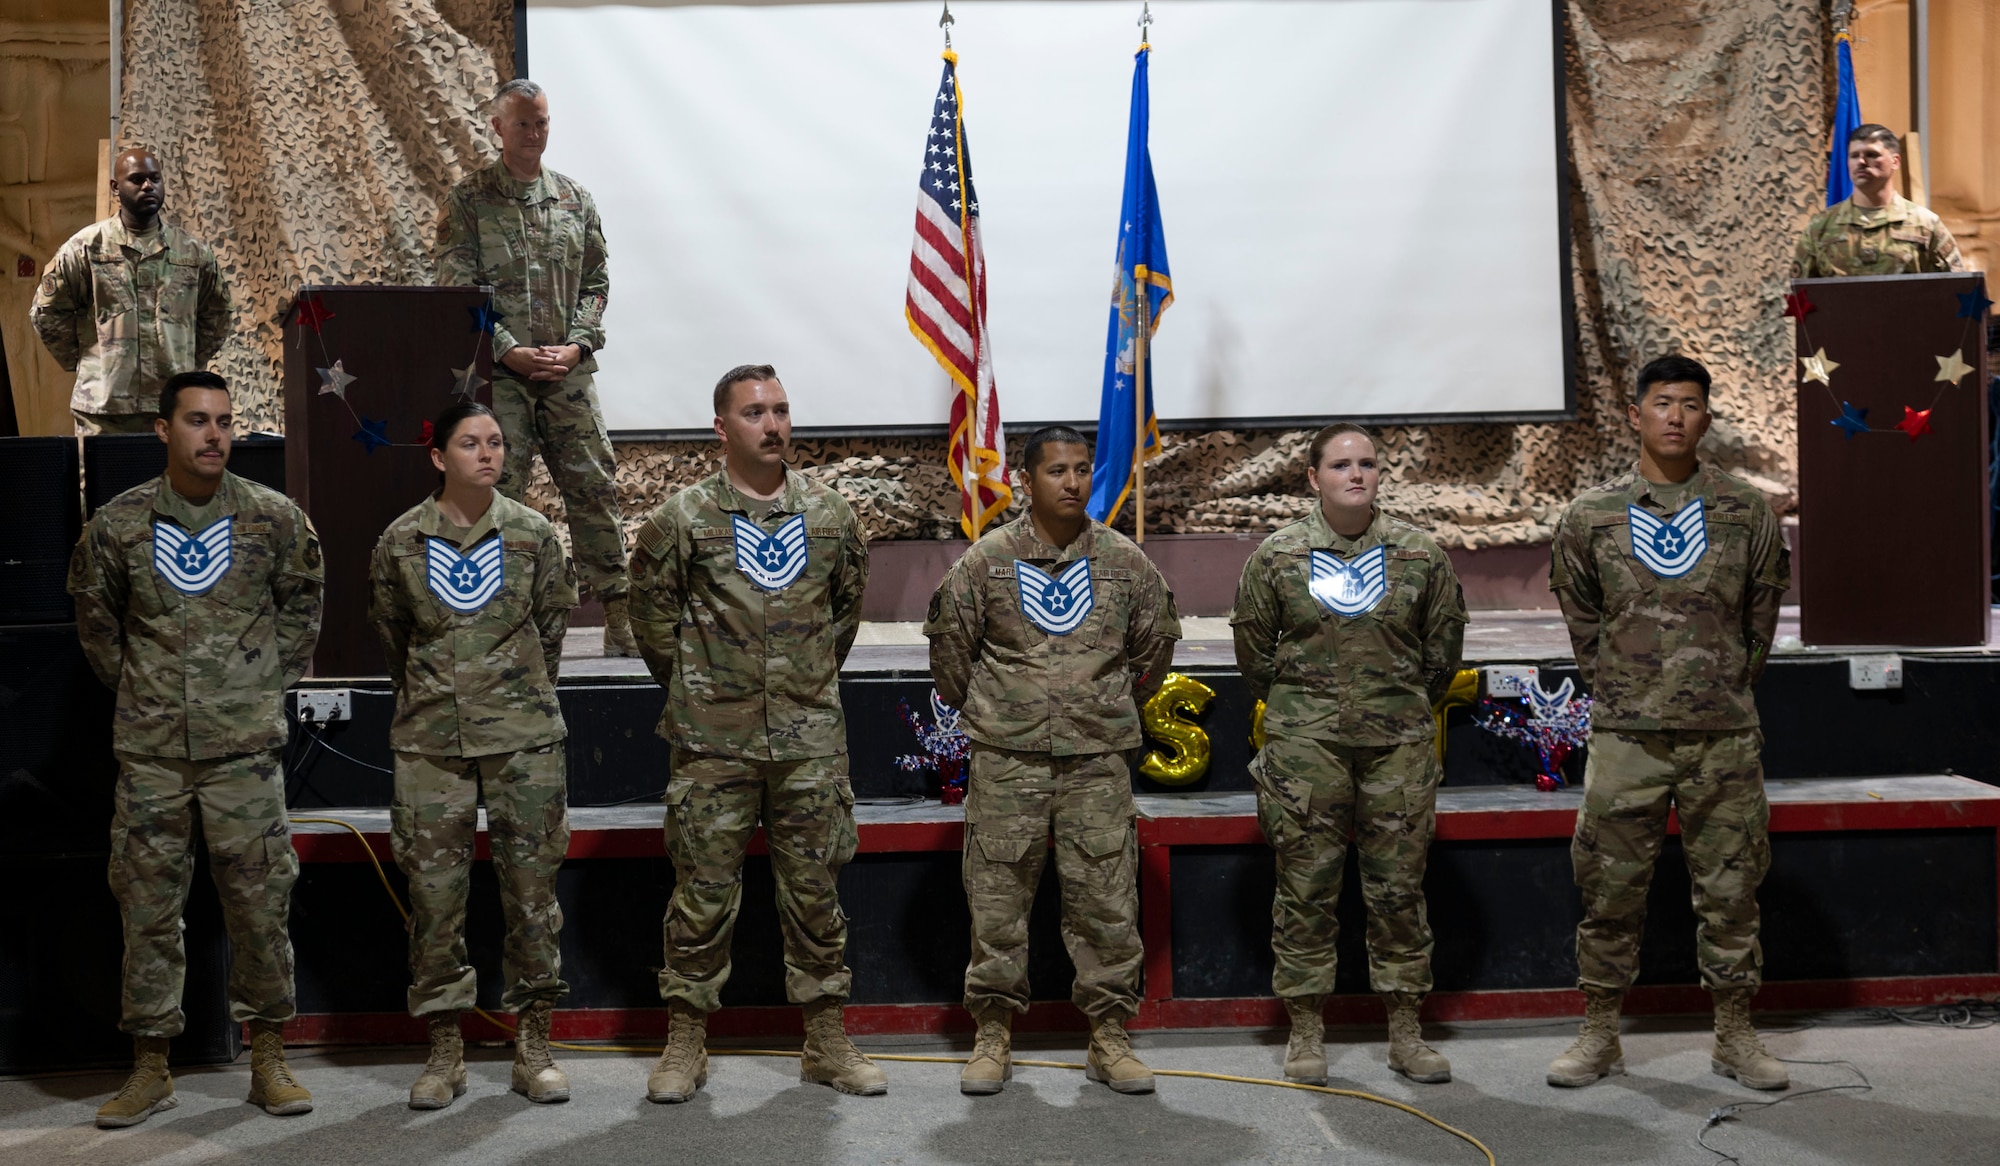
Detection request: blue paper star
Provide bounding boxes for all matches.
[1831,401,1870,440]
[352,416,392,454]
[1958,287,1995,319]
[468,302,502,334]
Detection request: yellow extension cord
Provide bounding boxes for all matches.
[290,815,1497,1165]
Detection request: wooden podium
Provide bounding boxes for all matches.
[283,285,493,676]
[1792,271,1991,646]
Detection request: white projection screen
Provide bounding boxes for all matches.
[525,0,1571,436]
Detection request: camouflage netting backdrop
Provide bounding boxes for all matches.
[120,0,1827,547]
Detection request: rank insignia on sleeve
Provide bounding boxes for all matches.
[1015,558,1093,635]
[152,517,233,595]
[427,534,505,612]
[734,514,808,591]
[1308,545,1387,617]
[1628,499,1707,577]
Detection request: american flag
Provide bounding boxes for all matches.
[905,50,1011,538]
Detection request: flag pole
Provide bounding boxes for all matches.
[1132,8,1153,544]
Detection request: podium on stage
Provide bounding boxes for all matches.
[1791,271,1991,646]
[282,285,494,676]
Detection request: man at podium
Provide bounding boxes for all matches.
[1793,124,1964,278]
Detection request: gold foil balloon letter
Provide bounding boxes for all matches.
[1140,672,1217,785]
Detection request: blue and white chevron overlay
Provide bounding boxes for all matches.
[153,517,234,595]
[1628,499,1707,578]
[1015,558,1094,635]
[1308,545,1388,617]
[734,514,808,591]
[427,535,505,613]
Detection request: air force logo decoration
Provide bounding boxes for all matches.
[1308,545,1388,617]
[426,535,505,613]
[152,517,233,596]
[1015,558,1094,635]
[1628,499,1707,578]
[734,514,808,591]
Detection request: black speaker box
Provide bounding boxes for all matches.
[84,432,285,515]
[0,437,81,623]
[0,624,118,857]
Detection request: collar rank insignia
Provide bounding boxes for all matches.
[734,514,808,591]
[1628,499,1707,578]
[152,517,233,596]
[1308,545,1387,617]
[426,534,504,613]
[1015,558,1094,635]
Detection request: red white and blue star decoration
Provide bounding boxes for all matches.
[895,689,971,805]
[1788,280,1990,442]
[291,290,495,451]
[1475,676,1592,792]
[1831,401,1870,439]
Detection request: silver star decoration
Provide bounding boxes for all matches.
[1799,348,1838,386]
[316,359,357,398]
[452,364,489,398]
[1934,348,1975,385]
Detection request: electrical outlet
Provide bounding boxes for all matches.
[296,689,353,723]
[1847,655,1903,691]
[1483,665,1539,699]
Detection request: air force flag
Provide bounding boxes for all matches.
[427,535,505,612]
[1308,545,1388,617]
[152,517,233,596]
[734,514,808,591]
[1628,500,1707,578]
[1015,558,1094,635]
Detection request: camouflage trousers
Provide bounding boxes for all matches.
[1572,728,1771,992]
[493,370,628,600]
[1253,734,1440,999]
[658,750,858,1013]
[74,410,158,436]
[962,744,1143,1022]
[108,750,299,1037]
[390,744,571,1016]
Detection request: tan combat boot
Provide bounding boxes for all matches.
[646,1001,709,1103]
[800,998,889,1095]
[245,1020,314,1115]
[1384,992,1452,1083]
[1710,988,1790,1091]
[1084,1015,1155,1095]
[1547,986,1625,1087]
[1282,995,1327,1085]
[96,1036,176,1129]
[511,1000,571,1103]
[601,595,639,657]
[959,1006,1013,1095]
[409,1012,467,1110]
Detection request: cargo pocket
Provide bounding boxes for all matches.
[1069,825,1134,898]
[661,777,697,862]
[830,777,858,867]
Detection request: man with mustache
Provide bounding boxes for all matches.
[627,364,885,1101]
[924,426,1181,1096]
[31,148,231,436]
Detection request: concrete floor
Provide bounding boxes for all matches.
[4,1013,1996,1165]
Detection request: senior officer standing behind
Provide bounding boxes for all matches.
[1793,124,1964,277]
[436,78,635,657]
[628,364,884,1102]
[68,371,321,1128]
[31,148,231,435]
[1231,423,1466,1087]
[925,425,1181,1097]
[1546,355,1791,1092]
[369,402,579,1109]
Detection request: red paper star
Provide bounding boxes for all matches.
[1783,290,1816,321]
[417,421,434,445]
[1894,406,1933,441]
[292,295,334,332]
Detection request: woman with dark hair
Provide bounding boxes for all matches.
[367,401,580,1109]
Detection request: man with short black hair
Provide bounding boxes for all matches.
[1793,124,1964,277]
[68,371,322,1127]
[1545,354,1791,1092]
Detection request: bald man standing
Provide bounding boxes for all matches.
[31,149,232,436]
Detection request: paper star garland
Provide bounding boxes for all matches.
[468,303,502,334]
[316,359,357,399]
[1831,401,1870,439]
[292,295,334,332]
[351,417,391,454]
[1783,290,1816,321]
[1957,287,1995,319]
[1800,348,1840,386]
[417,421,434,446]
[1894,406,1933,441]
[451,364,489,398]
[1934,349,1975,385]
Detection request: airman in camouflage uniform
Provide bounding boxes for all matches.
[437,79,632,654]
[1547,355,1792,1093]
[30,149,230,435]
[67,373,319,1127]
[926,426,1181,1096]
[1232,426,1467,1085]
[1793,123,1964,278]
[370,420,579,1107]
[628,366,885,1101]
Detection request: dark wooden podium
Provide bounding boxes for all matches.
[283,285,493,676]
[1792,271,1991,646]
